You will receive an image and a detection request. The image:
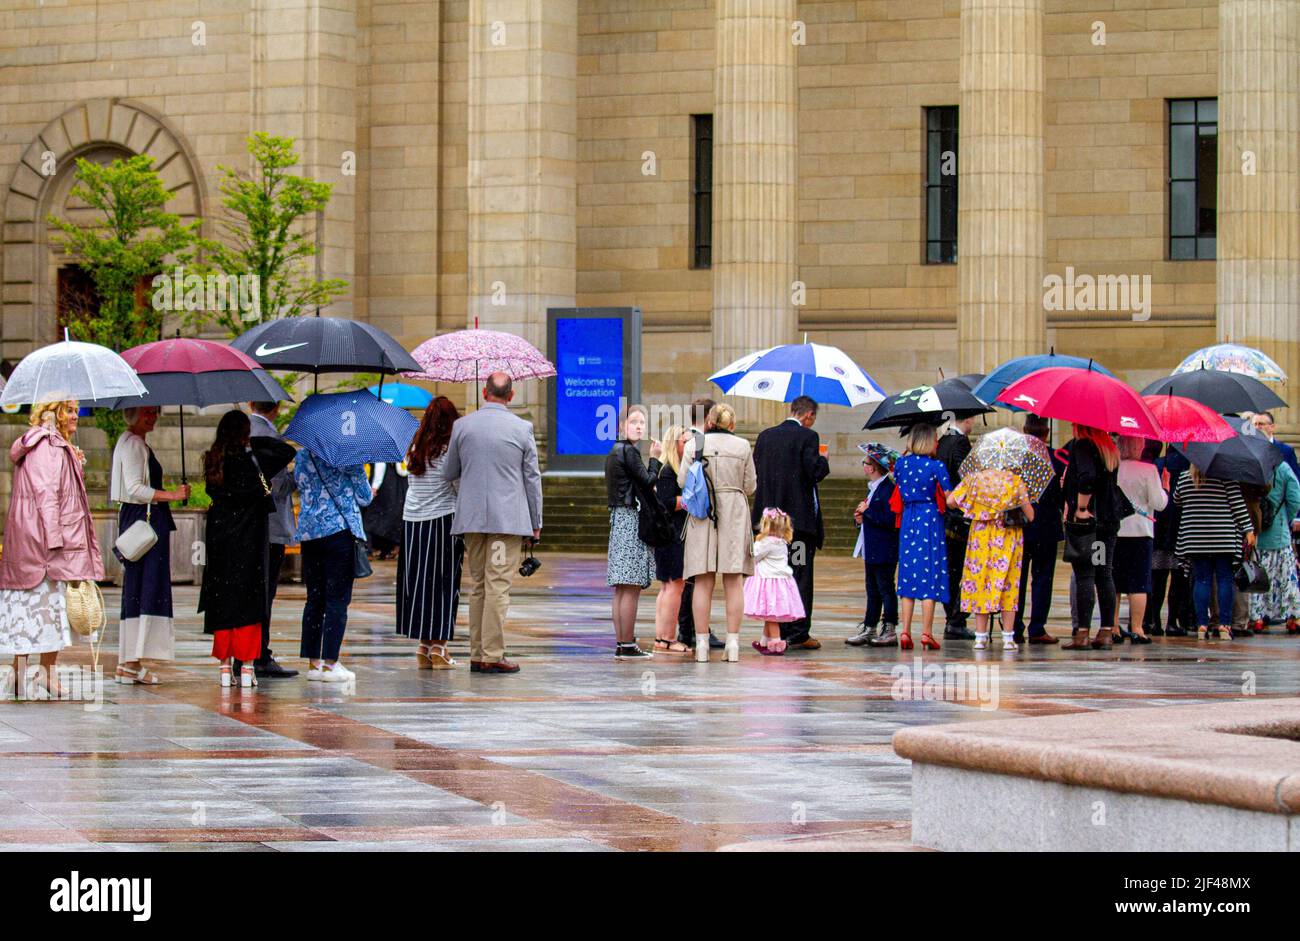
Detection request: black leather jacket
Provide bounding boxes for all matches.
[605,441,662,508]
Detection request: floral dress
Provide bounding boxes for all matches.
[950,469,1029,614]
[893,454,951,602]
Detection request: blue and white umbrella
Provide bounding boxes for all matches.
[708,342,885,407]
[285,390,420,466]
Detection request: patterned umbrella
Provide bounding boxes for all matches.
[284,390,420,465]
[405,329,556,383]
[863,378,991,429]
[1175,343,1286,383]
[709,342,885,407]
[959,427,1055,502]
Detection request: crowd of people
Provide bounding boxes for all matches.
[1,376,1297,697]
[602,399,1300,658]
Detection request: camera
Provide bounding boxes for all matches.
[518,539,541,578]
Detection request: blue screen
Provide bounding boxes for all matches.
[555,317,623,455]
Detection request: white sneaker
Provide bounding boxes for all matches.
[306,663,325,681]
[724,634,740,663]
[318,663,351,683]
[331,661,355,679]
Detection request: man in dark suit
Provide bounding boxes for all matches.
[752,396,830,648]
[936,416,976,640]
[247,400,299,678]
[676,397,723,650]
[1252,412,1300,481]
[1014,414,1065,645]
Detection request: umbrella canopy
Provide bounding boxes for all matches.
[972,353,1115,410]
[951,373,986,391]
[284,390,420,466]
[1172,430,1282,487]
[1175,343,1286,382]
[109,337,290,408]
[232,316,420,375]
[367,381,433,409]
[863,377,991,430]
[959,427,1056,502]
[997,367,1163,438]
[709,342,885,408]
[1142,393,1234,444]
[405,329,556,383]
[1140,368,1286,415]
[0,340,146,406]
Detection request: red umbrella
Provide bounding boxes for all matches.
[121,336,261,373]
[997,366,1163,438]
[1142,393,1235,443]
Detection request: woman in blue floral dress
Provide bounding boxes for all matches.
[889,424,951,650]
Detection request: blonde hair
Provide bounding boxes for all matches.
[1118,435,1145,461]
[757,507,794,543]
[660,424,686,475]
[707,403,736,431]
[1072,423,1119,471]
[906,423,938,457]
[1190,464,1206,488]
[30,399,78,441]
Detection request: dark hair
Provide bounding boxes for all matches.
[250,401,277,415]
[407,395,461,476]
[790,395,818,418]
[1257,411,1276,424]
[203,410,251,489]
[1022,414,1050,441]
[691,397,716,428]
[485,373,513,399]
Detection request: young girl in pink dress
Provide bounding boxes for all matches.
[744,508,807,656]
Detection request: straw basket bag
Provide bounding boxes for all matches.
[64,579,106,637]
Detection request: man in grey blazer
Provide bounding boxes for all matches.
[441,372,543,674]
[248,401,299,678]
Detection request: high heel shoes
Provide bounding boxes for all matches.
[898,631,913,650]
[920,633,941,650]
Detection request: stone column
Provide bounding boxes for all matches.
[466,0,577,415]
[713,0,799,429]
[957,0,1046,374]
[1217,0,1300,436]
[250,0,358,317]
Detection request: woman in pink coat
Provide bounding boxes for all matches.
[0,399,103,699]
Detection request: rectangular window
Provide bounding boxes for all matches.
[1168,98,1217,260]
[924,106,958,264]
[691,114,712,269]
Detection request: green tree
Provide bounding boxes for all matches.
[47,154,202,445]
[195,133,347,337]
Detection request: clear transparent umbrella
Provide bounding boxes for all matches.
[0,339,146,406]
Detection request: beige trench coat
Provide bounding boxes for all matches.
[677,430,757,578]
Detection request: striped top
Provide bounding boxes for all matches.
[1173,471,1253,558]
[403,453,457,522]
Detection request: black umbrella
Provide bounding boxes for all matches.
[231,315,420,378]
[1141,368,1286,415]
[951,373,986,391]
[864,378,993,430]
[1172,429,1282,486]
[108,369,289,410]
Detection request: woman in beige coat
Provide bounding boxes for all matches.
[677,403,756,663]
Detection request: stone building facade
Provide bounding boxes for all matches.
[1,0,1297,479]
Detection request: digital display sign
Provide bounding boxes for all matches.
[554,316,623,455]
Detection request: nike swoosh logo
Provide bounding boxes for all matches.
[255,342,309,356]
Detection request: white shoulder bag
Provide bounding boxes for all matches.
[114,503,158,562]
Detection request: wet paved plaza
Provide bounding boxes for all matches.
[1,555,1297,852]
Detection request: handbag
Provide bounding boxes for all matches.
[1233,549,1270,594]
[1002,507,1030,528]
[1061,519,1097,563]
[64,579,105,637]
[308,453,373,579]
[114,503,157,563]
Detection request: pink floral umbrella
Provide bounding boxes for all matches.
[405,329,556,384]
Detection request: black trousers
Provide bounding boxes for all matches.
[1071,528,1118,631]
[300,530,356,662]
[942,535,969,628]
[260,542,287,663]
[781,530,817,643]
[676,577,696,644]
[864,561,898,627]
[1148,566,1193,631]
[1014,537,1058,638]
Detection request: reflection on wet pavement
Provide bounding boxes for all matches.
[1,555,1295,851]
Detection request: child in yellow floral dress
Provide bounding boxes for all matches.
[947,467,1035,650]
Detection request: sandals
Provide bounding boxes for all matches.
[652,639,691,657]
[219,665,232,688]
[427,644,457,669]
[240,666,257,689]
[116,666,161,685]
[416,646,433,669]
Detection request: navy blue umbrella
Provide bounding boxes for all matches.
[973,352,1115,411]
[284,390,419,466]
